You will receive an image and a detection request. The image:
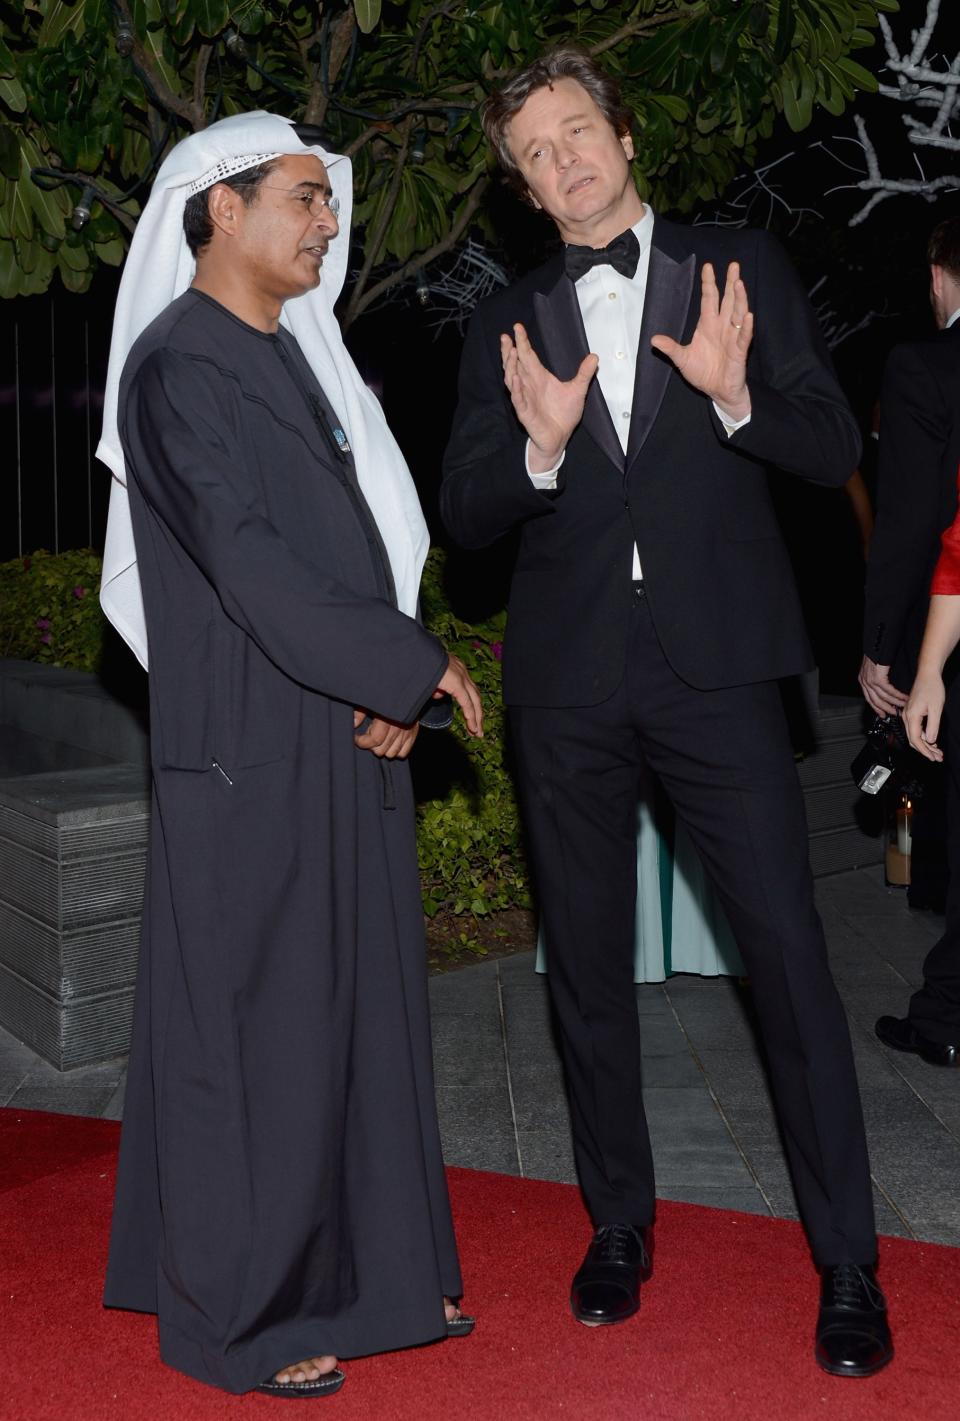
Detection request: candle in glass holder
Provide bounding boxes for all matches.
[896,798,913,857]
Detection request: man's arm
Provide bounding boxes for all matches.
[863,344,952,671]
[654,233,861,488]
[126,349,474,729]
[441,300,575,550]
[904,595,960,761]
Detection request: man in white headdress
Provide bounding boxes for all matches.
[97,111,482,1399]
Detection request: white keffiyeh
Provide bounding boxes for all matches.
[97,111,430,670]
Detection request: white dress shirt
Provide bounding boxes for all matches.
[526,209,750,579]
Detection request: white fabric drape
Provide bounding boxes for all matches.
[98,110,430,669]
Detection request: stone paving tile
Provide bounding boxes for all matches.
[21,1055,128,1089]
[434,1078,519,1178]
[654,1182,771,1217]
[515,1129,577,1184]
[859,1090,960,1245]
[495,953,542,990]
[438,1133,522,1175]
[687,1048,773,1106]
[841,913,944,955]
[428,964,501,1015]
[101,1079,127,1122]
[635,984,672,1017]
[6,1084,118,1117]
[640,1049,705,1090]
[0,1067,29,1105]
[0,1030,37,1070]
[643,1088,754,1189]
[846,1026,916,1092]
[636,1014,699,1058]
[720,1098,783,1147]
[508,1068,573,1135]
[430,1013,505,1083]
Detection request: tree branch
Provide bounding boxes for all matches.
[591,3,706,60]
[343,175,490,329]
[343,113,415,327]
[304,9,357,127]
[111,0,204,130]
[193,43,213,113]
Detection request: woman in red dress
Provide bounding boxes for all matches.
[904,468,960,758]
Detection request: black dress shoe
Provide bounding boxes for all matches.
[815,1264,893,1378]
[570,1224,651,1326]
[875,1015,959,1067]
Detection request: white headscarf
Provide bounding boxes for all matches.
[97,110,430,671]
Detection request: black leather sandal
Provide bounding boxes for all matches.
[255,1367,345,1399]
[446,1310,476,1338]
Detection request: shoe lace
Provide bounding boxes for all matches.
[831,1263,885,1310]
[595,1224,644,1265]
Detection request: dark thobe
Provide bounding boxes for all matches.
[104,289,459,1394]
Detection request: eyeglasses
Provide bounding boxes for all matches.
[261,186,340,219]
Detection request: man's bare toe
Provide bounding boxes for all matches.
[274,1355,338,1384]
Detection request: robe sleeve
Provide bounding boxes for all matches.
[122,347,448,724]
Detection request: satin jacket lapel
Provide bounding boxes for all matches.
[533,269,624,472]
[626,242,696,469]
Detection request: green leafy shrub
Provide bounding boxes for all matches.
[417,548,530,921]
[0,547,105,672]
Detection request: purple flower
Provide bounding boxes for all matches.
[73,585,86,599]
[491,641,503,661]
[36,617,51,630]
[40,633,51,645]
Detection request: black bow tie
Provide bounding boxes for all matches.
[564,228,640,283]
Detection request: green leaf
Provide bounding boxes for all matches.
[38,2,90,48]
[21,135,67,238]
[0,74,27,113]
[190,0,229,38]
[353,0,382,35]
[57,254,90,292]
[0,124,18,180]
[773,0,796,64]
[837,56,879,92]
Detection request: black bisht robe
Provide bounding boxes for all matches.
[104,290,461,1393]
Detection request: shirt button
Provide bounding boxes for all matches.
[608,292,617,301]
[621,410,630,420]
[615,351,625,359]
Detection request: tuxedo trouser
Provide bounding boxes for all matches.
[509,589,877,1266]
[909,686,960,1041]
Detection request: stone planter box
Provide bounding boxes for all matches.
[0,661,149,1069]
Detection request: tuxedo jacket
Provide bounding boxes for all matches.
[440,217,861,707]
[863,324,960,690]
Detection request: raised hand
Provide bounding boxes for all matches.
[651,261,753,422]
[501,322,598,471]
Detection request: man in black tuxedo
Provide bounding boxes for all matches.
[862,217,960,1066]
[441,47,892,1377]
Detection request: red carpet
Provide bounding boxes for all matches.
[1,1108,958,1420]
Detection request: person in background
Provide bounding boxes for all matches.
[861,218,960,917]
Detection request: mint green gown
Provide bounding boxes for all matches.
[537,773,743,984]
